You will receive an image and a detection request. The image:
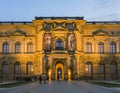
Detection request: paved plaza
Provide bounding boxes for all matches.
[0,80,120,93]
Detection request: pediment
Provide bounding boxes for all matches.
[11,29,26,36]
[92,29,109,36]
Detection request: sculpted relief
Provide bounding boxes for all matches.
[40,22,76,32]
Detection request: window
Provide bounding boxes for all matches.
[110,42,116,53]
[2,61,8,74]
[111,61,117,74]
[86,61,92,74]
[86,42,92,53]
[27,42,33,53]
[98,61,105,74]
[55,39,64,50]
[2,42,9,54]
[98,42,104,53]
[26,61,33,74]
[15,42,21,53]
[14,61,21,74]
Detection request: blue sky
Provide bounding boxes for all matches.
[0,0,120,21]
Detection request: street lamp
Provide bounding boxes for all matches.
[31,68,33,76]
[31,68,33,72]
[85,68,88,72]
[68,70,71,80]
[85,68,88,80]
[49,71,51,80]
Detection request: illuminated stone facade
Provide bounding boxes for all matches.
[0,17,120,80]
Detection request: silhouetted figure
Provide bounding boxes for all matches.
[39,75,42,84]
[34,76,37,82]
[15,76,18,82]
[43,74,46,84]
[57,75,60,82]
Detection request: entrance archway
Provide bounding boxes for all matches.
[55,63,64,80]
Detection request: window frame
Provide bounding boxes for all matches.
[86,42,92,53]
[98,42,104,54]
[14,61,21,74]
[110,42,116,54]
[15,42,21,53]
[2,42,9,54]
[55,39,64,50]
[27,42,34,53]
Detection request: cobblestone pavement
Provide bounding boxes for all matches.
[0,80,120,93]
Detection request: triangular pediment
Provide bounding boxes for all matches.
[92,29,109,36]
[11,29,26,36]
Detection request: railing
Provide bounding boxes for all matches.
[87,21,120,24]
[0,21,32,25]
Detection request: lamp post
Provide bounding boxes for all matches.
[30,68,33,81]
[49,71,51,80]
[68,70,71,80]
[85,68,88,80]
[31,68,33,75]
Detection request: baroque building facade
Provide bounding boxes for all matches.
[0,17,120,81]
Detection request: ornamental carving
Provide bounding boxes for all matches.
[41,22,76,32]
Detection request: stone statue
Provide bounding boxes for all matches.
[44,34,51,51]
[68,34,75,51]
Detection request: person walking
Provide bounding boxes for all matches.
[57,75,60,82]
[39,75,42,84]
[43,74,46,84]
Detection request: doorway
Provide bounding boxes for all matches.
[55,63,64,80]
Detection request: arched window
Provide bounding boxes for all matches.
[55,39,64,50]
[110,42,116,53]
[15,42,21,53]
[14,61,21,74]
[2,42,9,54]
[85,61,92,74]
[98,61,105,74]
[26,61,33,74]
[86,42,92,53]
[2,61,8,74]
[98,42,104,53]
[27,42,33,53]
[111,61,117,74]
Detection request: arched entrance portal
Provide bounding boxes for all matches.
[55,63,64,80]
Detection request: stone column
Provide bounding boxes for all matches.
[0,41,2,53]
[116,42,119,53]
[21,63,26,77]
[24,40,27,53]
[21,41,24,53]
[92,41,95,53]
[51,59,55,80]
[106,41,109,53]
[74,56,77,74]
[105,64,111,80]
[93,63,98,79]
[10,40,13,53]
[9,63,14,80]
[42,56,45,74]
[95,42,98,53]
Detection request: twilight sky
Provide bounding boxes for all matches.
[0,0,120,21]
